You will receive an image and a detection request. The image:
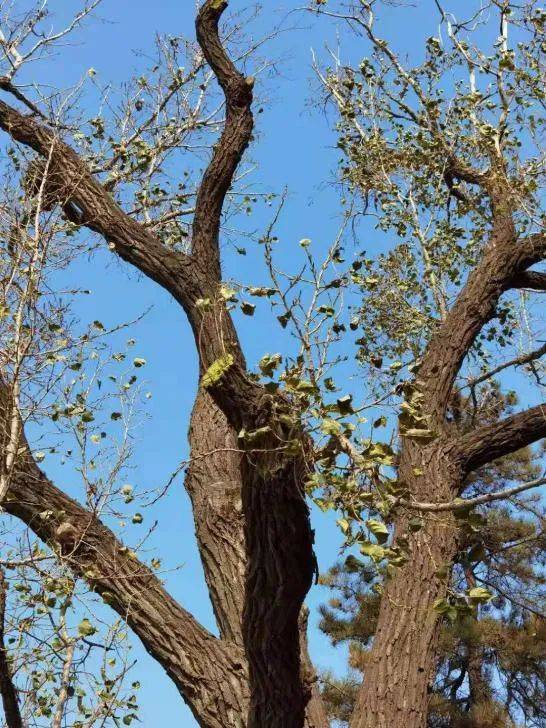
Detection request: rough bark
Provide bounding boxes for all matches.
[186,392,328,726]
[0,568,23,728]
[0,396,248,728]
[0,1,325,725]
[351,158,546,724]
[351,441,462,728]
[186,390,246,646]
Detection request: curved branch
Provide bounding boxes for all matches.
[393,476,546,513]
[509,269,546,292]
[0,381,247,728]
[193,1,254,271]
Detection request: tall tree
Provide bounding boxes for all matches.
[309,1,546,725]
[0,0,544,727]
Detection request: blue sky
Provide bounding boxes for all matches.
[2,0,461,725]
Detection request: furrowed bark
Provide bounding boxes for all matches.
[351,441,462,728]
[419,204,517,422]
[352,188,546,726]
[185,390,246,646]
[459,402,546,474]
[0,1,323,725]
[0,568,23,728]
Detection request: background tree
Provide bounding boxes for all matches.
[318,448,546,727]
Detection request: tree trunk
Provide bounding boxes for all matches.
[186,391,329,727]
[0,569,23,728]
[351,442,461,728]
[186,390,246,646]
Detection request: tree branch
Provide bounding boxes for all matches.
[0,382,247,728]
[509,269,546,292]
[392,476,546,512]
[193,0,254,272]
[458,402,546,473]
[461,341,546,391]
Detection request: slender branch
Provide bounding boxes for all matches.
[392,476,546,512]
[52,640,75,728]
[462,341,546,391]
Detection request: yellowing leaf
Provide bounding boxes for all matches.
[201,354,234,389]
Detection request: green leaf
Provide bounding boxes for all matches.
[133,357,146,368]
[201,354,235,389]
[337,518,350,534]
[336,394,353,414]
[240,302,256,316]
[219,285,237,301]
[78,618,96,637]
[248,287,276,297]
[258,353,282,377]
[367,519,389,544]
[360,542,387,563]
[409,518,423,532]
[320,418,342,436]
[433,598,451,615]
[277,312,291,328]
[467,587,493,604]
[294,380,318,394]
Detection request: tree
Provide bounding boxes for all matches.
[315,393,546,727]
[306,1,546,724]
[0,0,544,727]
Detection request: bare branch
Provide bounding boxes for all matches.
[393,476,546,513]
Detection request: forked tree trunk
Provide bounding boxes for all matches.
[186,391,328,727]
[351,441,462,728]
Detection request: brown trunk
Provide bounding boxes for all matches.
[186,392,329,727]
[0,569,23,728]
[242,451,316,728]
[351,442,461,728]
[186,390,246,646]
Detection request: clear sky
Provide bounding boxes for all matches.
[3,1,447,725]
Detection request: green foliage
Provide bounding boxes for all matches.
[201,353,235,389]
